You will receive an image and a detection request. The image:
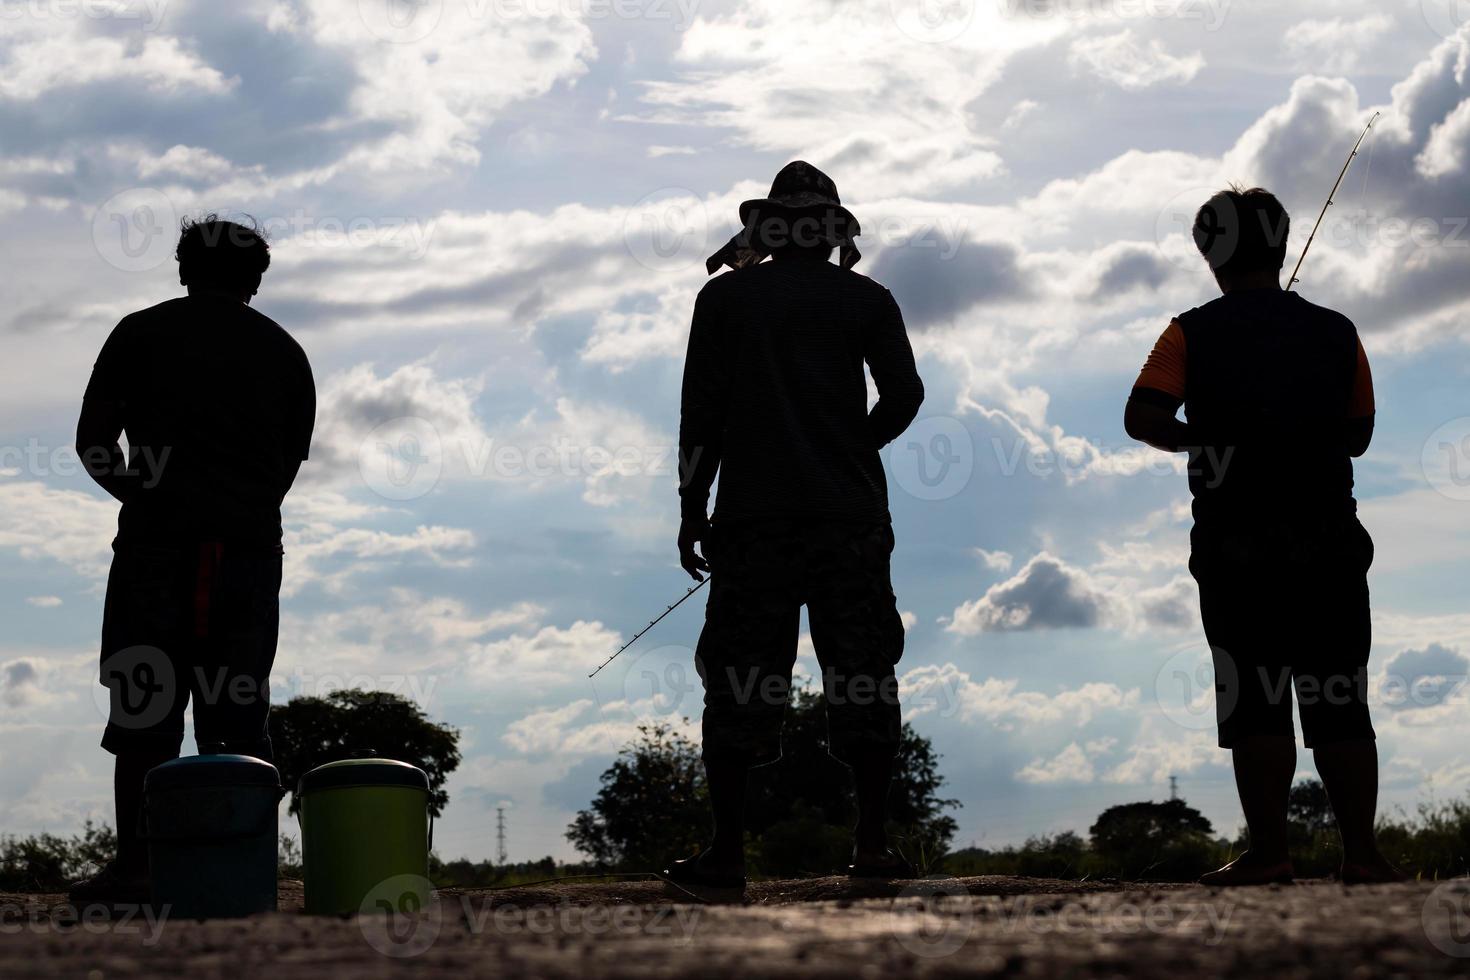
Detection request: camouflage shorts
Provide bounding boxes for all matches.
[695,519,905,768]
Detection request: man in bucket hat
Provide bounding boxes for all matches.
[669,161,925,888]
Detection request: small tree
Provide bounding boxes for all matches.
[269,690,461,817]
[566,691,961,876]
[565,722,708,869]
[1089,799,1216,879]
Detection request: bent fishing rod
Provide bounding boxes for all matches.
[589,577,708,678]
[1286,111,1379,291]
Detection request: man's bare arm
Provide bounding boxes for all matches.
[1124,398,1193,453]
[75,397,138,504]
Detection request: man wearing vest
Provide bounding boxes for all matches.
[1126,186,1401,885]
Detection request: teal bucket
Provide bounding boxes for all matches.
[145,755,283,918]
[298,759,432,915]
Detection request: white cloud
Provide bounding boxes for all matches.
[1068,31,1204,91]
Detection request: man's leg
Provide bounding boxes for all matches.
[1299,520,1401,883]
[807,522,908,874]
[1221,734,1296,867]
[113,745,178,876]
[702,757,749,871]
[671,524,799,883]
[1194,538,1298,885]
[76,546,190,902]
[849,751,894,864]
[1313,739,1401,881]
[193,548,282,761]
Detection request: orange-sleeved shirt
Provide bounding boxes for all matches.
[1127,290,1374,522]
[1130,320,1375,417]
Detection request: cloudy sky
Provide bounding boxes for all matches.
[3,0,1470,863]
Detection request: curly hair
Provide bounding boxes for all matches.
[176,214,271,291]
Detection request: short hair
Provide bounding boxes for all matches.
[176,215,271,291]
[1192,186,1289,276]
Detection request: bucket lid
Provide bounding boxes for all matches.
[145,754,282,792]
[298,758,430,796]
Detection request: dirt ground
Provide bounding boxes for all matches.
[4,875,1469,978]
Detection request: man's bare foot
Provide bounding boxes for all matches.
[1340,855,1407,884]
[1199,852,1294,887]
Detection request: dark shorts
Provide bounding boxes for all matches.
[695,519,905,768]
[99,541,282,759]
[1190,516,1375,749]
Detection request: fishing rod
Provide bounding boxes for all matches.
[588,578,708,678]
[1286,111,1379,291]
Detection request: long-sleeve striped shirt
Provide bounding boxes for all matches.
[679,258,924,523]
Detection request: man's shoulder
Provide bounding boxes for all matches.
[1288,293,1357,334]
[1182,291,1356,334]
[699,262,892,298]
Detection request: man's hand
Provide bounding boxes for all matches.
[678,516,712,582]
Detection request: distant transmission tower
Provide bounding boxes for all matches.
[1169,775,1179,801]
[496,807,508,865]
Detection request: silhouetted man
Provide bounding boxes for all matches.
[1125,186,1400,885]
[70,217,315,905]
[667,162,924,888]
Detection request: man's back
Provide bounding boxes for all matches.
[84,294,315,546]
[679,259,923,523]
[1138,288,1372,526]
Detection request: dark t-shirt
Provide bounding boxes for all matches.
[1130,289,1375,527]
[678,259,924,523]
[81,295,315,547]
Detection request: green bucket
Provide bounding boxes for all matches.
[298,759,432,915]
[145,754,283,919]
